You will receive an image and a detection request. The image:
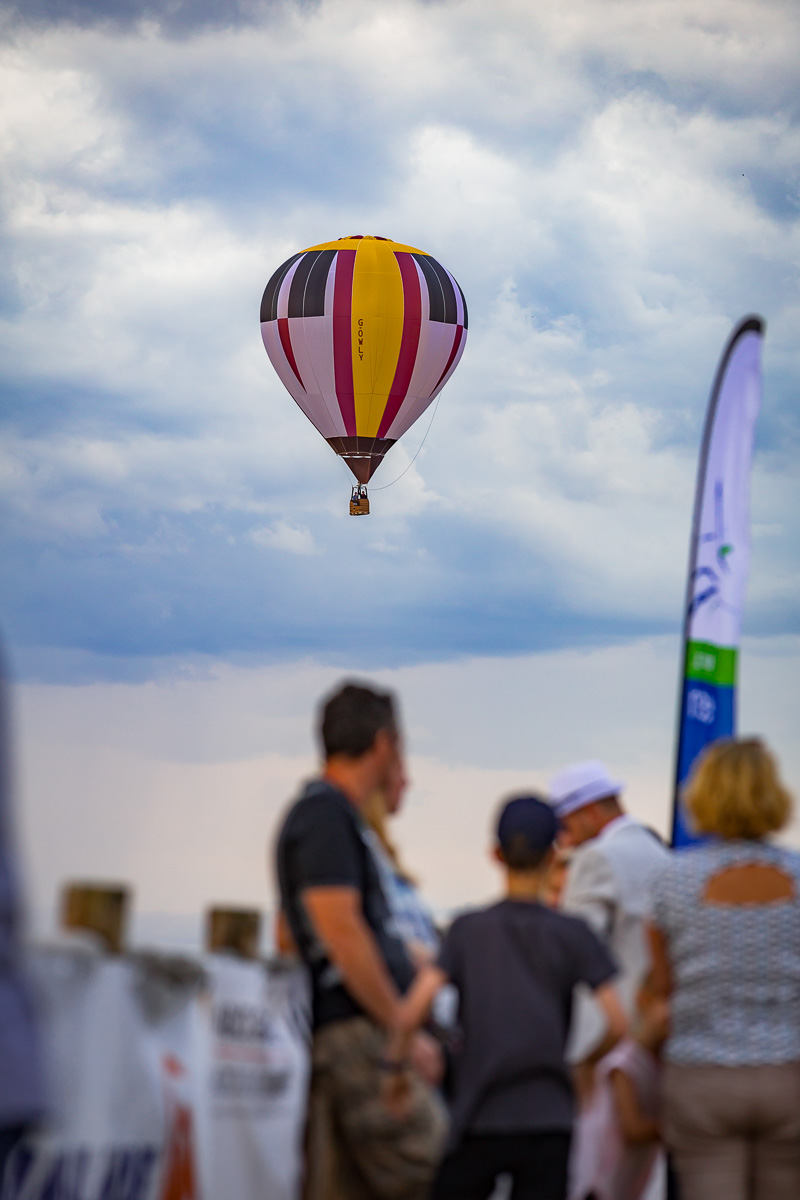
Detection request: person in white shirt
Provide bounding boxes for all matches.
[548,762,669,1091]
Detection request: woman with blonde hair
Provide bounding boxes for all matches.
[362,763,452,1085]
[361,762,439,966]
[649,737,800,1200]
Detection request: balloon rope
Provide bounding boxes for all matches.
[369,394,442,491]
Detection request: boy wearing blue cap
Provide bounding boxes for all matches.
[384,795,626,1200]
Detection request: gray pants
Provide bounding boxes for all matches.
[663,1062,800,1200]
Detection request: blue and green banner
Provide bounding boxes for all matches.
[671,316,765,847]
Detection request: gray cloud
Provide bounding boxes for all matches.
[0,0,284,37]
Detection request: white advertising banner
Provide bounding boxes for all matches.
[671,315,764,846]
[205,955,309,1200]
[2,947,309,1200]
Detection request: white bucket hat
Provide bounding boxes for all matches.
[548,760,624,819]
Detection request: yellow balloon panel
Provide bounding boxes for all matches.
[350,240,405,438]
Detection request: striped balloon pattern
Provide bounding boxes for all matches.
[260,235,468,483]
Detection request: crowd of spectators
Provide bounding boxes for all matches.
[275,680,800,1200]
[2,672,797,1200]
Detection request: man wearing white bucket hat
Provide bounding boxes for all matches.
[549,761,669,1074]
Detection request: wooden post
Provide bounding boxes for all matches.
[61,882,130,954]
[206,908,261,960]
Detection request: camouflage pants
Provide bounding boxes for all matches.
[302,1017,448,1200]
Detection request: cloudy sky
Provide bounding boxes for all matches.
[2,0,799,947]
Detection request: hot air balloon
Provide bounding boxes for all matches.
[260,235,468,514]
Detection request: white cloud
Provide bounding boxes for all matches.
[249,520,316,555]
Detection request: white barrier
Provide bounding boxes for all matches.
[2,946,310,1200]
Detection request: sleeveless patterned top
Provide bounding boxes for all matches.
[651,840,800,1065]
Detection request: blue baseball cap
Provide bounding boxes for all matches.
[496,794,558,857]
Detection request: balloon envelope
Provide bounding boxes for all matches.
[260,235,468,483]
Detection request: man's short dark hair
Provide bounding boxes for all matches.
[318,681,397,760]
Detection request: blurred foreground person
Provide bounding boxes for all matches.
[361,765,439,966]
[570,973,669,1200]
[275,682,446,1200]
[387,794,626,1200]
[363,775,462,1037]
[540,847,572,909]
[549,762,668,1087]
[0,650,45,1186]
[649,738,800,1200]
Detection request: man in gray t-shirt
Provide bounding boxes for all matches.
[386,795,626,1200]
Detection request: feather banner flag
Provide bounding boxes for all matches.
[671,316,765,847]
